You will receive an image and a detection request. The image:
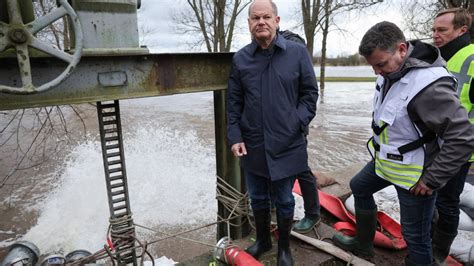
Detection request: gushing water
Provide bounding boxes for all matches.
[19,125,217,256]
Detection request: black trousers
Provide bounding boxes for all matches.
[297,168,321,219]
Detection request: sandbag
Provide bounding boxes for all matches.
[450,236,474,264]
[460,183,474,220]
[459,209,474,231]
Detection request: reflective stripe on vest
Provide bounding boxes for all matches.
[370,67,452,190]
[447,44,474,162]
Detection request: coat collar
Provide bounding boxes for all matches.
[249,33,287,55]
[439,32,471,61]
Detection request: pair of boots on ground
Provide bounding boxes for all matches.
[332,208,457,266]
[246,208,293,266]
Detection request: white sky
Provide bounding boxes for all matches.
[137,0,405,57]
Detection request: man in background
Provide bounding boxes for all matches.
[431,7,474,264]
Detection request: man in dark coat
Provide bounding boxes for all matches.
[279,28,322,234]
[226,0,318,265]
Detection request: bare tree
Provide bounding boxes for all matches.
[172,0,251,52]
[319,0,331,92]
[401,0,449,40]
[301,0,323,58]
[0,106,89,189]
[138,24,159,47]
[32,0,70,50]
[300,0,382,91]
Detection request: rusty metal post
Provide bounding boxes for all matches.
[213,89,249,240]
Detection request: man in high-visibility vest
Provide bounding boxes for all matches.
[332,21,474,265]
[432,7,474,264]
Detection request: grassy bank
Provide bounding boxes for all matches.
[319,76,376,82]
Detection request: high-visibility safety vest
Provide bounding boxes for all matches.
[368,67,452,190]
[446,44,474,162]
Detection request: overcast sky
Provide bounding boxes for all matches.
[137,0,404,57]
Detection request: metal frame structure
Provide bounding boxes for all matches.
[0,0,247,263]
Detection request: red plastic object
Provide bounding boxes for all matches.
[106,237,114,250]
[293,180,406,250]
[224,246,263,266]
[446,255,462,266]
[293,180,463,264]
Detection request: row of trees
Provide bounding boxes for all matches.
[167,0,474,90]
[313,53,366,66]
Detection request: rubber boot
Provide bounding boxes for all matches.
[246,208,272,259]
[277,213,294,266]
[332,208,377,256]
[432,228,457,266]
[293,215,321,233]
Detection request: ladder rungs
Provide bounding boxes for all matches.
[104,128,118,134]
[108,168,122,174]
[99,103,116,109]
[106,144,120,150]
[103,120,117,126]
[111,190,125,196]
[113,204,127,211]
[112,197,126,204]
[107,160,121,166]
[109,174,123,181]
[105,136,119,142]
[106,152,121,158]
[111,183,124,189]
[101,112,116,117]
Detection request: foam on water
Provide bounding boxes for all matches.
[20,140,109,253]
[20,124,216,255]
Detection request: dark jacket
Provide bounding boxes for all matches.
[383,40,474,189]
[227,33,319,180]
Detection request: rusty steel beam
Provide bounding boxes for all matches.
[0,52,234,110]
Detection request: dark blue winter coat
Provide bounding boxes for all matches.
[227,33,319,181]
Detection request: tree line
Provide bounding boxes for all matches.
[313,53,366,66]
[168,0,474,89]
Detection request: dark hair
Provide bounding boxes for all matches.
[436,7,472,29]
[248,0,278,17]
[359,21,406,57]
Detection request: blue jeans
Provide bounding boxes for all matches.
[435,162,471,234]
[245,170,296,218]
[350,161,436,265]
